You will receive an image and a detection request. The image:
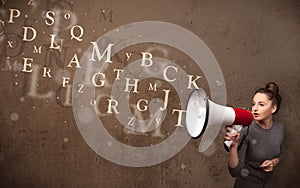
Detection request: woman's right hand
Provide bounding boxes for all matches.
[224,125,240,149]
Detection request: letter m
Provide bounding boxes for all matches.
[90,42,113,63]
[148,83,157,91]
[33,45,42,54]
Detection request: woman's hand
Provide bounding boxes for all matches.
[260,160,275,172]
[224,125,240,149]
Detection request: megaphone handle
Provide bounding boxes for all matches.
[224,125,243,149]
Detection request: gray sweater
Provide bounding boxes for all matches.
[228,121,284,188]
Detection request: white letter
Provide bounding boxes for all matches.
[92,72,105,87]
[33,45,42,54]
[187,75,202,89]
[70,25,84,41]
[67,53,81,68]
[77,84,84,93]
[141,52,153,67]
[8,9,21,23]
[128,117,135,126]
[163,65,177,82]
[137,99,148,111]
[160,89,170,110]
[45,11,55,26]
[62,77,70,87]
[23,26,37,42]
[49,34,64,51]
[90,42,113,63]
[172,109,185,127]
[43,67,52,77]
[126,52,132,60]
[113,69,123,80]
[124,78,139,93]
[107,99,119,114]
[22,57,33,73]
[148,83,157,91]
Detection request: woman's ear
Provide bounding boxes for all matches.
[271,105,277,114]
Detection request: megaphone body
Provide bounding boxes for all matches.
[185,88,253,149]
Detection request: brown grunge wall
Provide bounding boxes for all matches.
[0,0,299,187]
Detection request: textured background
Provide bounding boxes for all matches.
[0,0,299,187]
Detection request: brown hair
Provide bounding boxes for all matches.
[254,82,282,114]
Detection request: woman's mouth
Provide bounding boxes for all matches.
[253,113,259,117]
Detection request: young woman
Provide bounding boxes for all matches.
[225,82,284,188]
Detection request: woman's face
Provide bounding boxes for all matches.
[252,93,277,122]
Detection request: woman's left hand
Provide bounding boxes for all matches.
[260,160,274,172]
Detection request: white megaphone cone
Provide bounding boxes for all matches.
[185,88,253,151]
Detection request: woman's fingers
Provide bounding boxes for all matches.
[224,131,239,141]
[260,160,274,172]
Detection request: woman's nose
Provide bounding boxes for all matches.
[252,105,258,111]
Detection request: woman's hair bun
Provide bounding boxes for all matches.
[265,82,279,96]
[266,82,282,114]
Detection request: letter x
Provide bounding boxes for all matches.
[7,40,14,48]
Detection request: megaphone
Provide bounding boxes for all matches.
[185,88,253,149]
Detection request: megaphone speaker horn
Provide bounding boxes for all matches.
[186,89,253,138]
